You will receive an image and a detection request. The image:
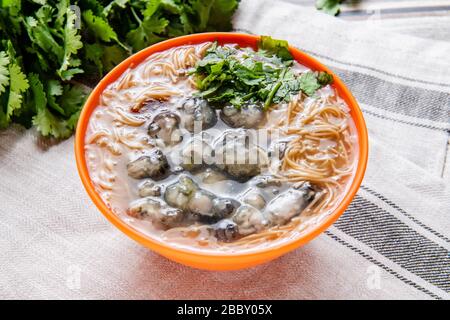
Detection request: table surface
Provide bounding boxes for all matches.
[285,0,450,41]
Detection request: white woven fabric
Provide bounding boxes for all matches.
[1,0,449,299]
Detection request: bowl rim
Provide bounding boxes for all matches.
[75,32,369,261]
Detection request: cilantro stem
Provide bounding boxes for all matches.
[242,92,255,101]
[264,68,286,109]
[130,7,142,25]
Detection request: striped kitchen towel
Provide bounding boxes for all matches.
[0,0,448,299]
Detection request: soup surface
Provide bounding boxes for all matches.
[85,40,357,253]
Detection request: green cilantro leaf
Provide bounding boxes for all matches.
[82,9,128,51]
[316,0,343,16]
[103,0,131,17]
[101,44,128,71]
[299,72,322,96]
[33,106,73,138]
[57,6,83,80]
[59,83,86,116]
[30,73,73,139]
[318,71,334,85]
[0,51,10,95]
[83,10,117,43]
[6,63,29,119]
[208,0,239,31]
[46,79,65,116]
[143,0,163,18]
[126,15,169,51]
[258,35,293,61]
[24,16,65,63]
[84,43,104,75]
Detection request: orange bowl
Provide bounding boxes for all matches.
[75,32,368,270]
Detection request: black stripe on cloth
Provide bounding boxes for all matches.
[360,185,450,244]
[325,231,443,300]
[232,28,450,89]
[335,195,450,293]
[442,140,450,177]
[333,68,450,124]
[362,108,449,131]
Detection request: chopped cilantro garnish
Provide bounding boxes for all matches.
[192,36,334,110]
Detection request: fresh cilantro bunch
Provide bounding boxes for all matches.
[82,0,239,72]
[0,0,239,139]
[193,36,333,110]
[0,1,86,138]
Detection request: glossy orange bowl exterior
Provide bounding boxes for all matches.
[75,33,369,270]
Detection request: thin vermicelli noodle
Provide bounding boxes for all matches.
[85,42,357,253]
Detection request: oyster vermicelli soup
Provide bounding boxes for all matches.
[85,38,358,253]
